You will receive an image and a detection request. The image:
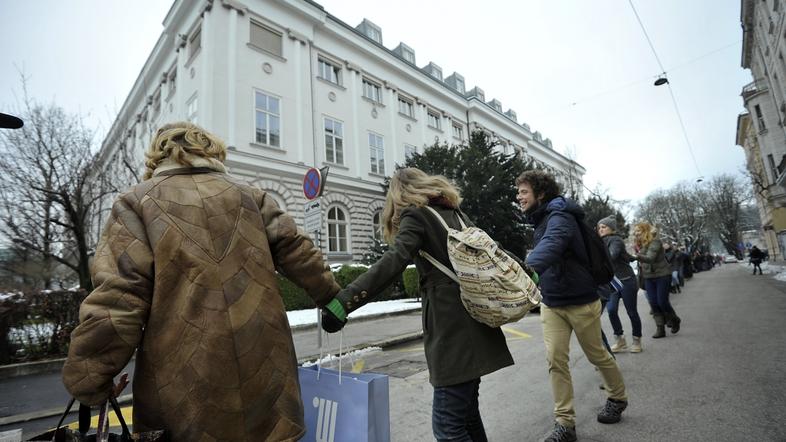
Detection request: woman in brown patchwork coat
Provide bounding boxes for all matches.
[62,122,340,441]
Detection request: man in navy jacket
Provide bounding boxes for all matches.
[518,170,628,442]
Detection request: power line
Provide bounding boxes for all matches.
[627,0,703,178]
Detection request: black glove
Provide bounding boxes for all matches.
[320,299,348,333]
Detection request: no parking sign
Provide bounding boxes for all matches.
[303,167,328,200]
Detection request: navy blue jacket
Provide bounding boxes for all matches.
[524,196,598,307]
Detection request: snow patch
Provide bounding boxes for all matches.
[301,346,383,367]
[287,299,421,327]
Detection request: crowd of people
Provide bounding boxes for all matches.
[60,122,741,441]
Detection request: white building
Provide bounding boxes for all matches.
[740,0,786,259]
[98,0,585,264]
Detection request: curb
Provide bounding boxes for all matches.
[0,394,133,427]
[0,307,423,380]
[296,330,424,365]
[290,306,421,332]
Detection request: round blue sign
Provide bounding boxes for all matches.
[303,168,321,200]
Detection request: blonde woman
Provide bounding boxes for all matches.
[633,222,682,338]
[321,167,514,442]
[63,122,340,441]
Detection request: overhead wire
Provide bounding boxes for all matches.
[627,0,703,179]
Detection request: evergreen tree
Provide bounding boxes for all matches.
[582,194,629,238]
[405,131,535,258]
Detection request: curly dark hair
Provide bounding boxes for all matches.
[515,170,561,202]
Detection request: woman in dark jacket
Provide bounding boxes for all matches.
[321,167,513,442]
[597,216,642,353]
[633,222,682,339]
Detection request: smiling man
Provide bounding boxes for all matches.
[516,170,628,442]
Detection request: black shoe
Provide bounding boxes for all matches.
[597,398,628,424]
[544,422,577,442]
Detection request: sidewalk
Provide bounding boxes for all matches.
[0,308,423,427]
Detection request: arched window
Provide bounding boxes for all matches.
[328,206,349,252]
[372,211,382,241]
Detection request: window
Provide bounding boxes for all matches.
[455,78,465,93]
[362,78,382,103]
[189,26,201,59]
[318,58,341,85]
[427,110,441,129]
[404,144,417,160]
[152,89,161,119]
[452,123,463,140]
[328,206,349,252]
[187,94,198,124]
[367,27,381,43]
[402,49,415,64]
[250,21,282,56]
[369,132,385,174]
[324,118,344,164]
[255,91,281,147]
[755,104,767,131]
[167,67,177,98]
[769,154,779,182]
[398,96,414,117]
[372,211,382,241]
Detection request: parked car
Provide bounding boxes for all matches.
[723,255,738,263]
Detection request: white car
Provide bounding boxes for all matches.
[723,255,738,263]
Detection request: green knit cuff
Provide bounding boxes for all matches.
[325,298,347,322]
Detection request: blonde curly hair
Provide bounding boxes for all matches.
[143,122,226,180]
[633,222,658,248]
[381,167,461,243]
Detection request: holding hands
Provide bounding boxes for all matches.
[321,298,348,333]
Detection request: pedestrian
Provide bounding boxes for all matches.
[596,216,642,353]
[663,243,682,294]
[62,122,341,441]
[320,167,514,442]
[632,222,682,339]
[750,245,764,275]
[516,170,627,442]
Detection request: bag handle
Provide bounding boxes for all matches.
[419,250,460,284]
[49,396,131,442]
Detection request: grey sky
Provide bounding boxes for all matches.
[0,0,750,205]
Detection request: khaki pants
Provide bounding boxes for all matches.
[541,299,627,427]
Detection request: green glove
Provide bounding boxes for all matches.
[530,271,539,285]
[325,298,347,321]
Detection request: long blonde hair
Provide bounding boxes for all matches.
[143,122,227,180]
[633,222,657,248]
[382,168,461,243]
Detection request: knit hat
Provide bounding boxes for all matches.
[597,215,617,232]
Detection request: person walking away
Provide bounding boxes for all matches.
[750,246,764,275]
[597,216,642,353]
[663,243,681,294]
[633,222,682,339]
[62,122,341,441]
[516,170,628,442]
[320,168,514,442]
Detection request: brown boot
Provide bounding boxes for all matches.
[666,312,681,334]
[652,314,666,339]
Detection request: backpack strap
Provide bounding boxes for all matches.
[419,206,461,284]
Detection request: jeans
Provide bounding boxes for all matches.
[432,379,488,442]
[643,275,675,315]
[607,277,642,337]
[541,300,627,427]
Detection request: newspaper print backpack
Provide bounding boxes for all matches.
[418,206,541,328]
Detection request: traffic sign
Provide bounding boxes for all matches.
[303,168,322,200]
[304,199,322,233]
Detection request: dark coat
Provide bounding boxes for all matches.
[524,196,598,308]
[336,204,513,388]
[602,234,636,280]
[750,247,764,263]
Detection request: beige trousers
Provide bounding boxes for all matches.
[541,299,627,427]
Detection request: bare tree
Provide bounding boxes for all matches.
[0,88,130,291]
[700,174,753,258]
[637,182,709,251]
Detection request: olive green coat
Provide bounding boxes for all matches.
[637,238,672,279]
[337,205,514,387]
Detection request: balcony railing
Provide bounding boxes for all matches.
[742,79,768,100]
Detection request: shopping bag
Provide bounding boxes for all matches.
[298,365,390,442]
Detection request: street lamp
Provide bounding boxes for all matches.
[654,74,669,86]
[0,112,23,129]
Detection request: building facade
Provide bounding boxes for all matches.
[98,0,585,264]
[739,0,786,260]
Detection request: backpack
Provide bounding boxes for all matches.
[574,216,615,285]
[418,206,541,328]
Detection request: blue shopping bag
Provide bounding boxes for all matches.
[298,365,390,442]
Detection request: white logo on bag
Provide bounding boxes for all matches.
[312,396,338,442]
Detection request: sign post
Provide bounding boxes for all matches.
[303,166,328,346]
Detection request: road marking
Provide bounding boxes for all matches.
[352,359,365,373]
[64,406,134,429]
[501,327,532,339]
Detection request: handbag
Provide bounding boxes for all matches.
[28,397,167,442]
[299,365,390,442]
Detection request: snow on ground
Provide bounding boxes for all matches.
[301,346,383,367]
[287,298,421,327]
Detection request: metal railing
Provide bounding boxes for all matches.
[742,79,767,99]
